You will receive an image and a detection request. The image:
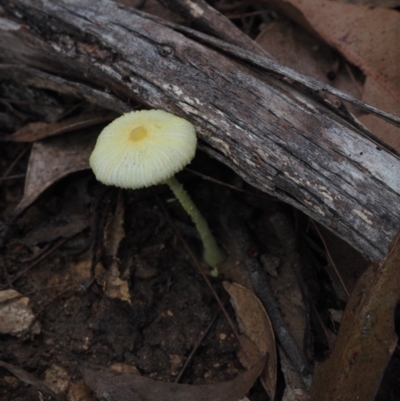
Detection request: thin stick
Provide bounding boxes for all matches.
[185,168,278,201]
[156,198,251,361]
[174,311,219,383]
[227,210,313,389]
[311,220,350,298]
[0,144,30,185]
[158,198,272,397]
[0,238,68,290]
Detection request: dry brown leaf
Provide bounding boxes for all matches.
[274,0,400,149]
[3,111,116,142]
[310,231,400,401]
[277,0,399,97]
[76,355,265,401]
[329,0,400,7]
[256,18,361,105]
[223,282,277,400]
[0,361,65,401]
[360,76,400,150]
[12,129,97,217]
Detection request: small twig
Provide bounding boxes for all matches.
[0,255,13,289]
[158,197,272,399]
[185,168,278,201]
[19,242,53,263]
[156,198,253,362]
[226,10,270,19]
[28,285,77,330]
[0,144,30,185]
[311,220,350,299]
[0,97,74,107]
[227,210,313,389]
[174,311,219,383]
[0,237,68,290]
[0,173,26,182]
[0,283,71,306]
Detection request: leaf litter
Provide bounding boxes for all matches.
[310,232,400,401]
[268,0,400,149]
[70,352,265,401]
[1,0,400,400]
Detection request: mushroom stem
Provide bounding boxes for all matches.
[165,176,226,276]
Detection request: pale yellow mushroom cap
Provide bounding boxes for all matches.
[89,110,197,189]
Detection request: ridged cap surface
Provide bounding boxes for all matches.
[90,110,197,189]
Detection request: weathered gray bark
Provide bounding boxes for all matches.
[0,0,399,260]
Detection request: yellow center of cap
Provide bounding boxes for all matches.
[129,126,147,142]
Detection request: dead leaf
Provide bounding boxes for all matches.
[310,231,400,401]
[277,0,399,96]
[223,281,277,400]
[360,76,400,150]
[76,355,265,401]
[256,18,361,104]
[12,128,97,217]
[0,289,40,336]
[0,360,65,401]
[274,0,400,149]
[329,0,400,7]
[3,111,116,142]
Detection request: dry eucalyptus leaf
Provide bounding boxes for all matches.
[360,76,400,150]
[223,282,277,401]
[4,111,116,142]
[329,0,400,6]
[277,0,400,95]
[275,0,400,149]
[0,289,40,336]
[311,231,400,401]
[77,356,265,401]
[13,129,97,217]
[0,361,64,401]
[256,18,361,104]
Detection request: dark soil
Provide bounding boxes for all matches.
[0,144,248,400]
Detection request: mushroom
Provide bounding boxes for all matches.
[90,109,225,275]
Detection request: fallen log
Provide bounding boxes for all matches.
[0,0,399,259]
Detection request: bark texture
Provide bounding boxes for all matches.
[0,0,399,259]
